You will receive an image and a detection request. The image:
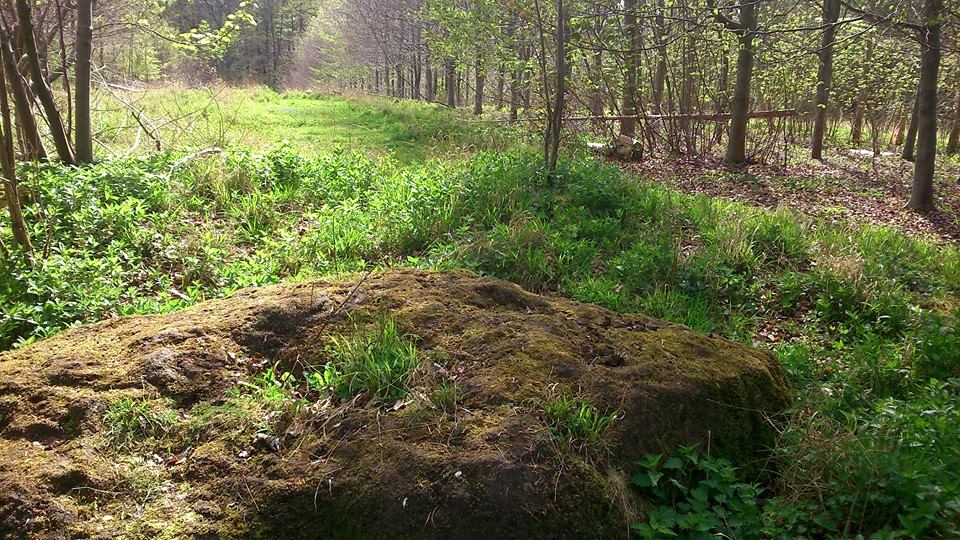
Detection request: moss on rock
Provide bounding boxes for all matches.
[0,269,789,539]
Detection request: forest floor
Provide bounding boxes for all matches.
[1,90,958,538]
[626,152,960,243]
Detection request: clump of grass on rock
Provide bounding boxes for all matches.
[307,315,420,405]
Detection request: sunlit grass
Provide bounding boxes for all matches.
[91,86,519,163]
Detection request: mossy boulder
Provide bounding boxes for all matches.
[0,269,789,539]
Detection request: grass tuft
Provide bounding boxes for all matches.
[103,397,177,449]
[543,394,618,449]
[307,316,419,405]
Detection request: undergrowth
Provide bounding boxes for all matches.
[2,131,959,537]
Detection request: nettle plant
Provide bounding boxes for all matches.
[630,445,768,539]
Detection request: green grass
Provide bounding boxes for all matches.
[92,86,521,163]
[429,379,464,414]
[103,397,178,449]
[306,316,420,405]
[543,394,618,449]
[3,94,960,538]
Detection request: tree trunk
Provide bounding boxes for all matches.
[907,0,942,213]
[589,49,604,123]
[0,59,31,254]
[445,60,456,108]
[714,31,730,144]
[16,0,75,164]
[680,17,695,153]
[620,0,639,137]
[413,61,422,100]
[396,64,405,98]
[652,0,668,113]
[0,35,44,161]
[811,0,840,160]
[947,90,960,154]
[903,92,920,162]
[425,58,434,102]
[75,0,94,164]
[474,55,484,115]
[724,3,757,165]
[850,38,871,146]
[497,66,505,109]
[851,102,864,145]
[510,69,519,121]
[547,0,568,171]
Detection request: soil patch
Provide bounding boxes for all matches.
[625,152,960,243]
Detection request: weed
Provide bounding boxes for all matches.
[630,446,768,539]
[430,379,464,414]
[103,397,177,449]
[542,394,617,449]
[237,364,298,405]
[306,316,419,405]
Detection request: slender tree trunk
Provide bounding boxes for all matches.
[75,0,94,163]
[714,31,730,144]
[413,61,422,100]
[510,69,519,121]
[445,60,456,108]
[396,64,405,98]
[620,0,640,137]
[589,49,604,122]
[947,90,960,154]
[0,59,31,254]
[724,3,757,165]
[474,55,484,115]
[425,58,434,102]
[903,92,920,162]
[652,0,668,113]
[811,0,840,160]
[497,66,505,109]
[547,0,568,171]
[850,38,872,147]
[680,15,695,153]
[908,0,943,213]
[851,103,864,145]
[16,0,75,164]
[0,35,44,161]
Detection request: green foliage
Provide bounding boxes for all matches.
[542,394,617,448]
[238,364,299,405]
[307,317,419,405]
[631,447,768,539]
[174,1,258,62]
[913,312,960,381]
[103,397,177,449]
[4,96,960,539]
[771,380,960,539]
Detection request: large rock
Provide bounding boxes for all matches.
[0,269,789,539]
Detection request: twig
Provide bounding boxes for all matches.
[315,265,378,337]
